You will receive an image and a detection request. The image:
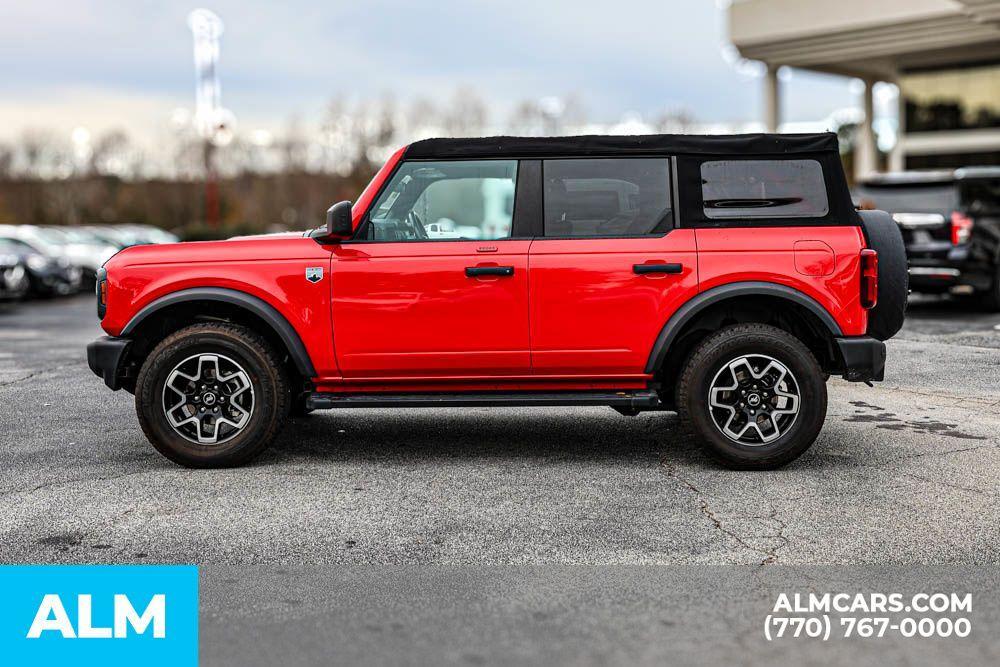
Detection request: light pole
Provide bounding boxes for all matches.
[188,8,232,227]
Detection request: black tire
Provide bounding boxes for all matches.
[858,210,908,340]
[677,324,827,470]
[135,323,289,468]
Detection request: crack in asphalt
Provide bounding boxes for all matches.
[0,362,82,387]
[871,384,999,411]
[903,472,995,497]
[892,444,994,461]
[0,468,154,499]
[660,459,789,566]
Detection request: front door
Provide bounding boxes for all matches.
[331,159,531,379]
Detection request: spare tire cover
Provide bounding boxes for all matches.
[858,210,908,341]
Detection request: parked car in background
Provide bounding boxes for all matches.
[79,224,180,249]
[25,225,117,286]
[0,239,30,301]
[854,167,1000,309]
[81,226,131,249]
[117,224,180,245]
[0,228,82,296]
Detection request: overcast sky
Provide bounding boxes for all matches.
[0,0,863,144]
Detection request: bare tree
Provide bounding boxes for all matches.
[20,129,65,177]
[0,143,13,179]
[90,129,132,176]
[443,86,488,137]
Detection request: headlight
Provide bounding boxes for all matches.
[26,254,49,271]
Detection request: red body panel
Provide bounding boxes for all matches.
[527,231,699,375]
[101,237,340,376]
[695,226,868,336]
[330,240,531,377]
[101,147,870,394]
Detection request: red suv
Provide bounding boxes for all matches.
[87,133,907,469]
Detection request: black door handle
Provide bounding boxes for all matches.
[633,263,682,275]
[465,266,514,277]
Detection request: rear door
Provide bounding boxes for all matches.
[527,157,698,377]
[331,159,532,378]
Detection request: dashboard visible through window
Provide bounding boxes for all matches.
[363,160,517,241]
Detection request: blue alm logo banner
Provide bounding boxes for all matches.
[0,565,198,667]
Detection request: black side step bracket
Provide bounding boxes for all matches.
[305,390,661,411]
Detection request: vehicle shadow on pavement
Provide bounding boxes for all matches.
[260,409,710,466]
[905,295,997,321]
[256,409,876,472]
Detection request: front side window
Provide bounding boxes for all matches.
[701,159,829,219]
[363,160,517,241]
[543,158,672,237]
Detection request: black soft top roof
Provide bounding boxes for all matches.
[405,132,839,159]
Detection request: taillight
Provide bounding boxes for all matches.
[96,267,108,319]
[951,211,973,245]
[860,249,878,309]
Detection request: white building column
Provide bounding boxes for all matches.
[764,64,780,132]
[855,78,878,180]
[888,81,905,172]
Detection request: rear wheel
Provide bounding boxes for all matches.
[677,324,827,470]
[135,323,289,468]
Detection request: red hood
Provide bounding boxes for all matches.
[104,233,320,269]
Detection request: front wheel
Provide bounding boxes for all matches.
[135,323,289,468]
[677,324,827,470]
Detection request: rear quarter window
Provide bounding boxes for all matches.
[701,159,829,219]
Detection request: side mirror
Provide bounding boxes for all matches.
[324,201,354,239]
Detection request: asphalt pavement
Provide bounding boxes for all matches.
[1,293,998,664]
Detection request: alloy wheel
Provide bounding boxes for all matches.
[707,354,800,445]
[161,353,255,445]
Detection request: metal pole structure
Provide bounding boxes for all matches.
[188,9,225,227]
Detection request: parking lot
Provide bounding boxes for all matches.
[2,293,998,567]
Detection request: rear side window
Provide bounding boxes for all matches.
[543,158,672,237]
[701,159,828,219]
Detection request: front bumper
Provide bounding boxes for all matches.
[835,336,886,382]
[87,336,131,390]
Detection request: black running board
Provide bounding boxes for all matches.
[305,390,661,410]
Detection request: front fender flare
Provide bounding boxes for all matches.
[120,287,317,377]
[644,281,843,374]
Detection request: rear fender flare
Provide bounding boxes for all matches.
[644,281,842,374]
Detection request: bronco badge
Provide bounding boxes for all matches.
[305,267,324,283]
